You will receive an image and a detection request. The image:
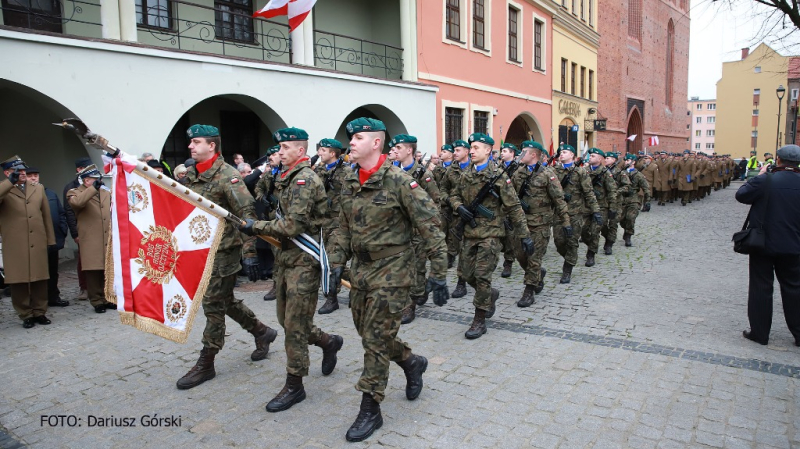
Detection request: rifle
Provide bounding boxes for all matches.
[453,156,517,238]
[560,166,575,203]
[262,162,282,214]
[324,147,350,193]
[517,163,541,214]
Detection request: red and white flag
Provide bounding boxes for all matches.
[648,136,660,146]
[253,0,317,32]
[105,156,225,343]
[626,134,638,142]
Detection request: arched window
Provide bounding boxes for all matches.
[665,19,675,108]
[627,0,642,41]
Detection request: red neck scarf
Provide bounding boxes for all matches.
[196,152,220,174]
[359,154,387,185]
[281,157,309,179]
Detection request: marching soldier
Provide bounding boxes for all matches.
[433,145,451,185]
[240,127,344,413]
[552,145,600,283]
[436,144,457,269]
[442,140,471,298]
[697,153,712,200]
[582,148,617,267]
[328,118,448,442]
[512,141,570,306]
[676,150,697,205]
[0,156,55,328]
[66,165,116,313]
[669,153,680,203]
[655,151,671,205]
[314,138,347,314]
[254,145,282,301]
[621,154,650,246]
[712,154,724,191]
[640,154,658,204]
[176,125,278,390]
[603,152,630,255]
[450,134,533,339]
[499,143,520,278]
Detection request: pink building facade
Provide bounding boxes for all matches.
[688,98,716,155]
[417,0,555,151]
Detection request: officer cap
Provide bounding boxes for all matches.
[0,155,27,171]
[777,144,800,162]
[346,117,386,138]
[390,134,417,147]
[317,138,343,150]
[266,145,280,156]
[559,144,576,155]
[643,153,653,159]
[605,152,619,160]
[587,147,606,158]
[74,157,93,168]
[501,143,520,156]
[78,164,102,179]
[187,124,219,138]
[468,133,495,146]
[274,127,309,143]
[452,140,469,149]
[683,150,691,154]
[440,144,454,153]
[25,166,40,174]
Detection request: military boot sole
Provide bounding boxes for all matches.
[405,356,428,400]
[345,415,383,442]
[251,327,279,361]
[321,335,344,376]
[176,370,216,390]
[265,388,307,413]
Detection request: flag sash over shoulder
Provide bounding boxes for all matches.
[105,156,226,344]
[274,207,331,295]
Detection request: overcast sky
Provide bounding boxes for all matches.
[688,0,800,100]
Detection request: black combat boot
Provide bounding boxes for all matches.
[176,347,218,390]
[396,354,428,400]
[560,262,574,284]
[447,254,455,269]
[603,240,613,255]
[318,291,339,314]
[517,285,536,308]
[465,308,488,339]
[485,288,500,319]
[451,278,467,298]
[534,268,546,294]
[413,293,428,306]
[345,393,383,442]
[500,260,513,278]
[400,303,416,325]
[263,281,276,301]
[316,333,344,375]
[250,321,278,361]
[585,251,596,267]
[266,373,306,412]
[623,232,633,247]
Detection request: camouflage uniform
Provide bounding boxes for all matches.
[329,159,446,403]
[184,155,259,351]
[605,165,630,246]
[254,167,281,220]
[621,167,650,236]
[399,160,440,299]
[432,163,456,259]
[314,160,347,250]
[251,160,333,377]
[512,164,569,287]
[552,164,599,266]
[440,162,469,272]
[450,162,529,311]
[582,165,618,254]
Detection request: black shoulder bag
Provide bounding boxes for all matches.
[732,173,770,255]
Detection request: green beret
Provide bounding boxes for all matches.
[468,133,495,146]
[452,140,469,149]
[559,144,576,154]
[274,127,309,143]
[501,143,521,156]
[605,152,620,159]
[346,117,386,138]
[187,124,219,138]
[441,144,454,153]
[624,153,637,161]
[266,145,280,156]
[587,148,605,157]
[318,138,343,150]
[390,134,417,147]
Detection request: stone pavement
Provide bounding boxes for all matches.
[1,181,799,448]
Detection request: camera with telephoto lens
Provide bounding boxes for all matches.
[766,164,776,173]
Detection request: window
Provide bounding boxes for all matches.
[580,0,584,20]
[706,143,715,149]
[754,66,761,73]
[751,131,758,137]
[588,70,594,100]
[446,0,461,41]
[695,143,701,150]
[754,89,761,95]
[696,117,701,124]
[445,107,464,144]
[215,0,254,42]
[707,103,716,110]
[473,0,485,49]
[706,130,715,137]
[753,109,759,116]
[474,110,489,134]
[534,19,543,71]
[588,0,593,26]
[572,0,576,14]
[696,104,702,110]
[561,59,567,92]
[136,0,172,29]
[571,62,577,95]
[1,0,63,32]
[665,19,675,108]
[707,116,715,123]
[628,0,642,41]
[508,6,519,62]
[580,66,586,98]
[792,89,800,100]
[695,130,701,137]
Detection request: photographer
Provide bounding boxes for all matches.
[735,145,800,346]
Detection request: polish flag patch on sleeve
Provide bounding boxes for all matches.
[297,179,306,185]
[506,178,512,184]
[410,181,419,189]
[425,177,432,182]
[231,178,240,184]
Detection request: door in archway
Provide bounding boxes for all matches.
[558,118,578,149]
[626,109,643,155]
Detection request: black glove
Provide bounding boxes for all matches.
[456,205,474,223]
[563,225,573,238]
[608,210,617,219]
[642,202,651,212]
[592,212,603,225]
[425,278,449,306]
[329,266,344,291]
[242,257,259,282]
[520,237,535,256]
[8,170,19,185]
[48,245,57,252]
[309,154,320,166]
[503,219,513,232]
[93,179,103,190]
[239,218,256,236]
[563,193,572,203]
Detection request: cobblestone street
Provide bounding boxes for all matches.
[1,181,798,449]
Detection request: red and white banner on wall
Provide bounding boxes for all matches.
[253,0,317,32]
[105,156,224,343]
[648,136,660,146]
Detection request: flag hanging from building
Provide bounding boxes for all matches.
[253,0,317,32]
[627,134,638,142]
[105,155,225,344]
[648,136,660,146]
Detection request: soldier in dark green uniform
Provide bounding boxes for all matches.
[389,134,441,324]
[436,144,457,268]
[602,152,630,255]
[176,124,278,390]
[450,133,533,339]
[552,145,600,284]
[581,148,617,267]
[442,140,471,298]
[329,118,449,442]
[499,143,521,278]
[621,153,650,247]
[241,128,344,413]
[314,138,347,314]
[512,141,570,306]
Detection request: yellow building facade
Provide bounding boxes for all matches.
[716,44,791,160]
[551,1,599,155]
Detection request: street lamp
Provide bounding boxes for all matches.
[776,85,786,150]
